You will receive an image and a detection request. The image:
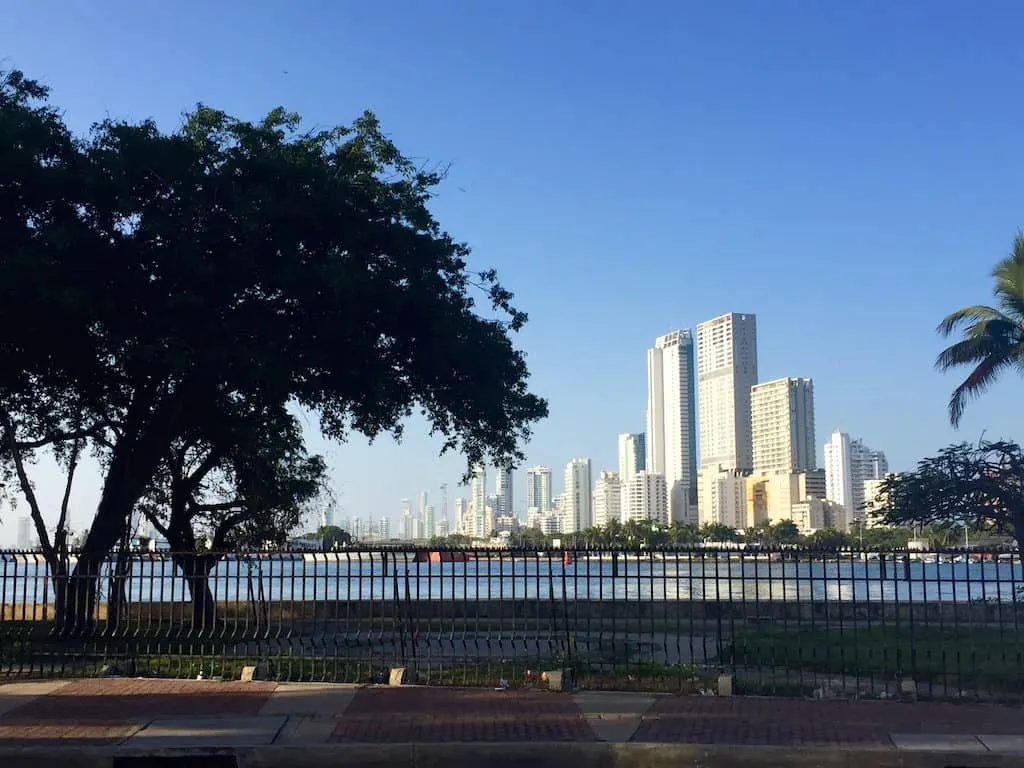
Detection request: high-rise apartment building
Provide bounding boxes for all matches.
[561,459,593,534]
[526,465,553,513]
[824,431,889,526]
[470,464,487,537]
[751,377,816,473]
[423,505,436,540]
[495,467,513,518]
[617,433,646,485]
[454,497,470,536]
[696,313,758,472]
[622,471,669,525]
[646,330,697,523]
[400,499,413,540]
[592,471,623,528]
[16,516,32,549]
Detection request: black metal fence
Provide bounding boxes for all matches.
[2,546,1023,700]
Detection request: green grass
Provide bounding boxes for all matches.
[729,623,1024,692]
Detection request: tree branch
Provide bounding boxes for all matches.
[0,409,53,560]
[14,423,113,450]
[54,437,83,555]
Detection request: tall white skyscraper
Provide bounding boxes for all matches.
[824,431,889,525]
[455,497,470,536]
[495,467,513,517]
[697,312,758,472]
[751,377,816,473]
[562,458,593,534]
[470,464,487,537]
[400,499,413,540]
[423,505,436,540]
[592,471,622,528]
[622,471,669,525]
[16,516,33,549]
[646,330,697,523]
[526,465,553,513]
[617,433,646,485]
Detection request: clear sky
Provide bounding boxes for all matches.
[2,0,1023,542]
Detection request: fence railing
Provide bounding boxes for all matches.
[2,546,1023,700]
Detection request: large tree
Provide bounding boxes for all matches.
[936,234,1024,426]
[0,70,548,627]
[866,440,1024,547]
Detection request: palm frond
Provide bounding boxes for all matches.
[948,354,1015,427]
[993,245,1024,321]
[936,305,1007,337]
[935,336,1010,372]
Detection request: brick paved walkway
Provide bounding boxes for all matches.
[331,687,595,742]
[3,679,277,721]
[634,696,1024,746]
[1,679,1024,748]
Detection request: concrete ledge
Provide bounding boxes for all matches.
[0,743,1023,768]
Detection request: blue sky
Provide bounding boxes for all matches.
[2,0,1023,540]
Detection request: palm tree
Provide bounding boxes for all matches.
[937,234,1024,426]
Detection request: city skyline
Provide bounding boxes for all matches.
[375,311,879,539]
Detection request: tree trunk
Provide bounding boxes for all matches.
[61,451,166,634]
[171,552,221,633]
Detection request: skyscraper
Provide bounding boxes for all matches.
[696,313,758,472]
[423,505,436,540]
[470,464,487,537]
[622,472,669,525]
[400,499,413,540]
[455,497,470,536]
[646,330,697,523]
[561,458,593,534]
[617,433,646,485]
[592,471,622,528]
[495,467,513,518]
[751,377,816,473]
[526,465,552,513]
[824,431,889,526]
[16,516,32,549]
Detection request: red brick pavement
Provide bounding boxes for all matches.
[0,720,138,746]
[331,688,596,743]
[1,678,277,721]
[633,696,1024,746]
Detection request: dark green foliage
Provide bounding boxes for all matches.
[867,440,1024,545]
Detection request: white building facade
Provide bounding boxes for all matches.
[824,431,889,527]
[623,471,669,525]
[592,471,623,528]
[526,465,553,514]
[470,464,487,537]
[696,312,758,526]
[751,377,816,474]
[646,330,698,523]
[617,432,646,485]
[495,468,513,518]
[561,458,593,534]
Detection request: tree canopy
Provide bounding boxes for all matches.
[936,234,1024,426]
[0,69,548,616]
[866,440,1024,544]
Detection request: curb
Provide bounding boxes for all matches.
[0,743,1022,768]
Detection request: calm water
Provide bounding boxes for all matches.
[2,553,1022,604]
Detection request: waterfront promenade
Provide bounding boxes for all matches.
[2,678,1024,767]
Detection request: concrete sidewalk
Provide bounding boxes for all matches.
[1,679,1023,766]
